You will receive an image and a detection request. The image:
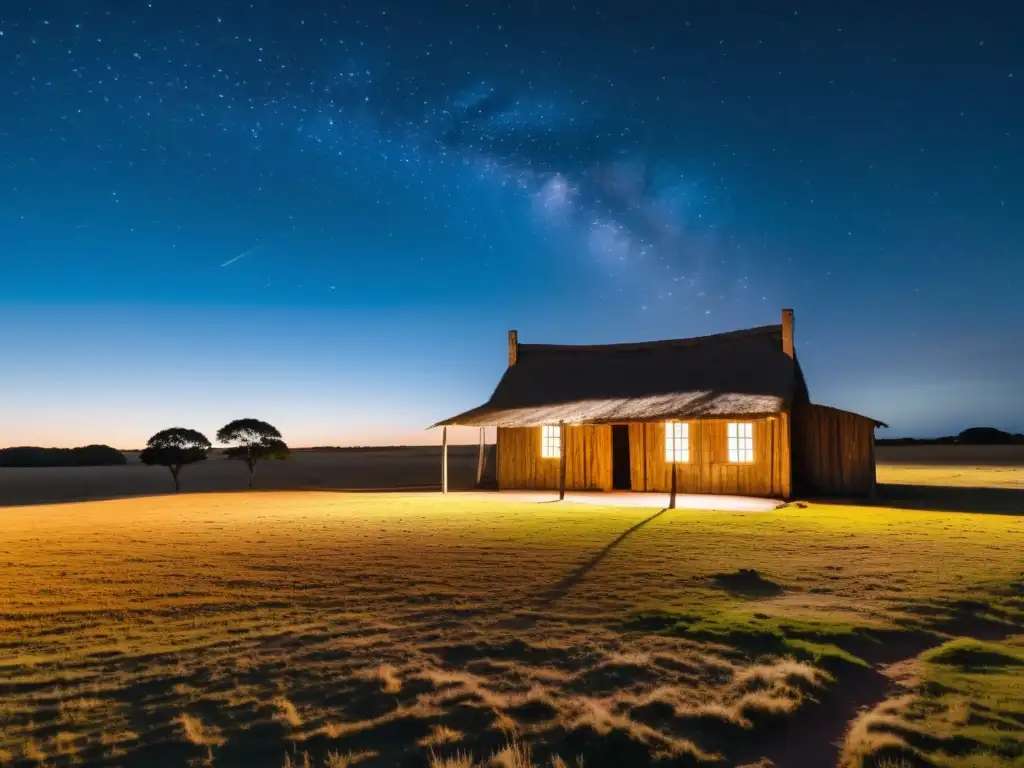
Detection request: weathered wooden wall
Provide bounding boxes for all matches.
[497,426,612,491]
[791,404,876,497]
[628,417,791,498]
[497,418,790,498]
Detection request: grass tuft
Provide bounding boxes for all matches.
[428,750,477,768]
[272,696,304,728]
[419,725,466,747]
[177,713,225,747]
[427,739,583,768]
[324,749,377,767]
[489,736,534,768]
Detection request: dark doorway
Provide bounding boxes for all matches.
[612,425,632,490]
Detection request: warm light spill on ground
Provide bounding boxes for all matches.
[0,480,1021,767]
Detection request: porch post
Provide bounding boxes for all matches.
[669,458,677,509]
[476,427,486,486]
[442,426,448,495]
[558,421,567,501]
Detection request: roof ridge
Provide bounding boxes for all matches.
[520,323,782,353]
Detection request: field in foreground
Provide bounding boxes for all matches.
[1,489,1021,768]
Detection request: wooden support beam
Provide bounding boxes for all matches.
[476,427,486,486]
[558,422,567,501]
[441,426,448,495]
[508,330,518,366]
[669,458,677,509]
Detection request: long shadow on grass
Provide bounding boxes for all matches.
[816,484,1024,515]
[496,508,671,632]
[535,507,671,609]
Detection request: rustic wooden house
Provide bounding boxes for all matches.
[434,310,885,500]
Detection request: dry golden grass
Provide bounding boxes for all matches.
[0,461,1021,767]
[420,724,466,747]
[425,736,583,768]
[177,713,226,747]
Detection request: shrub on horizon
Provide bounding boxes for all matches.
[0,444,127,467]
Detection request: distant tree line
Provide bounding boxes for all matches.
[141,418,289,492]
[877,427,1024,446]
[0,444,127,467]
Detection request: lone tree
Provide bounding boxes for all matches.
[139,428,211,492]
[216,418,290,489]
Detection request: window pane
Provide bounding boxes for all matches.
[664,422,688,463]
[727,423,754,463]
[541,425,560,458]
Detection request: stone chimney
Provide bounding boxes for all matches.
[508,330,518,366]
[781,309,794,359]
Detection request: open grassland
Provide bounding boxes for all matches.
[876,445,1024,469]
[0,447,485,508]
[877,446,1024,493]
[1,482,1021,767]
[0,443,1022,510]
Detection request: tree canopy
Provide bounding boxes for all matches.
[216,418,290,488]
[139,428,211,492]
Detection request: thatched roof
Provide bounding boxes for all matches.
[434,324,813,428]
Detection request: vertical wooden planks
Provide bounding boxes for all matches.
[493,413,818,499]
[789,404,877,497]
[593,425,613,491]
[867,420,878,498]
[642,423,649,491]
[628,423,646,491]
[496,424,617,491]
[558,422,567,500]
[779,411,792,499]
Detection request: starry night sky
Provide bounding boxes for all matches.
[1,1,1021,448]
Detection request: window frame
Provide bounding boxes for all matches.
[726,422,754,463]
[664,421,690,464]
[540,424,561,459]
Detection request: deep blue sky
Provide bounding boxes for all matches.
[1,1,1021,447]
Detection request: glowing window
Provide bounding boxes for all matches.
[664,422,689,463]
[727,422,754,463]
[541,425,561,459]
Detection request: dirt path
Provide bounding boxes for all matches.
[754,665,901,767]
[748,614,1022,768]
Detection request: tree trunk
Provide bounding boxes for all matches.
[247,460,256,489]
[171,467,181,492]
